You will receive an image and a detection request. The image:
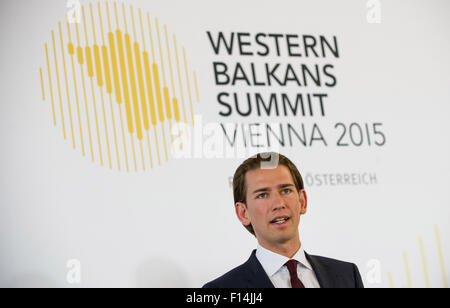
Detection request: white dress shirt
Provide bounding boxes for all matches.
[256,243,321,288]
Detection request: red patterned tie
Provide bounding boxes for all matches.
[285,260,305,288]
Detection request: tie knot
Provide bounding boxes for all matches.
[285,259,298,274]
[285,259,305,288]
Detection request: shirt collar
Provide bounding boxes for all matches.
[256,243,313,277]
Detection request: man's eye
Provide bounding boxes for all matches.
[281,189,292,194]
[257,193,267,199]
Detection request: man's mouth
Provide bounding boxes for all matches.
[270,216,290,225]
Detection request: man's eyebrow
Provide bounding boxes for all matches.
[251,183,295,195]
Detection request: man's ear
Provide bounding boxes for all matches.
[299,189,307,215]
[235,202,251,226]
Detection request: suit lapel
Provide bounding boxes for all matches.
[305,252,335,288]
[243,250,341,288]
[245,250,275,288]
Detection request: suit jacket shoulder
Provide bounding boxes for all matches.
[203,250,274,288]
[306,253,364,288]
[203,250,364,288]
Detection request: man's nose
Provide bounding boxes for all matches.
[271,191,286,211]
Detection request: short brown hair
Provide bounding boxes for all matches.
[232,152,304,235]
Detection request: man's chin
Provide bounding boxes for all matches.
[269,231,296,245]
[255,228,297,245]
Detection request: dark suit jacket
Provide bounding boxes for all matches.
[203,250,364,288]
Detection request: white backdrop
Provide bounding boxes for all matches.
[0,0,449,288]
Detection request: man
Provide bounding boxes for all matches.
[203,152,364,288]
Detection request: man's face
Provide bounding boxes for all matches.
[235,165,307,249]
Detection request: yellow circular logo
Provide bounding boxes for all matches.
[39,1,200,172]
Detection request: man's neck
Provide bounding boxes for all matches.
[258,238,301,259]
